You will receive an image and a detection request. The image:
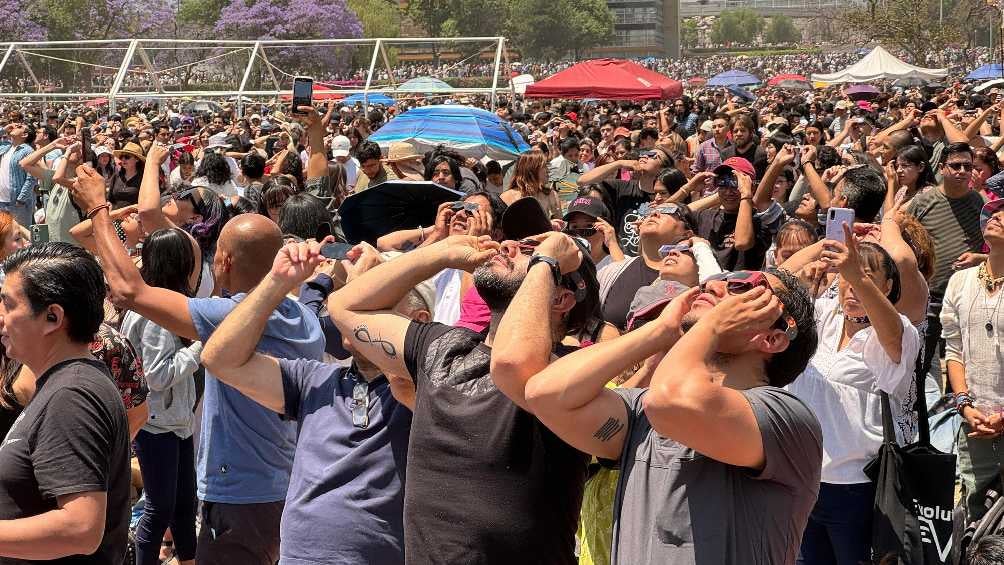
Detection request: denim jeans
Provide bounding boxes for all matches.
[797,482,876,565]
[134,430,198,565]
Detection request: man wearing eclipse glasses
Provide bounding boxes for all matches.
[498,266,822,564]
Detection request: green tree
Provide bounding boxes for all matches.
[763,15,800,44]
[407,0,510,37]
[682,18,699,48]
[508,0,612,58]
[710,9,764,45]
[841,0,987,64]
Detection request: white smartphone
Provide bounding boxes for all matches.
[826,207,855,243]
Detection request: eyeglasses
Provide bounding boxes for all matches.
[119,154,134,161]
[945,161,974,172]
[698,271,798,340]
[564,226,598,238]
[351,380,369,429]
[170,187,204,209]
[517,238,540,255]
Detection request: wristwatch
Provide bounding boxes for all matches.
[528,255,562,287]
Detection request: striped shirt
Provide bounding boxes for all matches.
[906,188,985,299]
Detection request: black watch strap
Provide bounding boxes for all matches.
[528,255,562,287]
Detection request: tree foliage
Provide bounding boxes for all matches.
[508,0,613,58]
[215,0,364,74]
[681,18,699,48]
[710,9,764,45]
[763,15,800,44]
[841,0,985,64]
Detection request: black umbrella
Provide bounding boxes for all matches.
[336,180,464,244]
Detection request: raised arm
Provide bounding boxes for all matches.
[644,286,773,469]
[70,165,198,340]
[965,103,999,141]
[298,105,329,181]
[491,232,583,411]
[799,159,831,210]
[328,235,498,379]
[934,109,969,144]
[733,171,756,251]
[203,238,329,414]
[872,108,918,146]
[138,143,174,233]
[822,224,905,362]
[19,138,66,180]
[753,144,795,210]
[578,159,632,186]
[69,204,137,255]
[667,171,714,204]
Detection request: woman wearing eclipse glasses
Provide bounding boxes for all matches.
[788,223,921,565]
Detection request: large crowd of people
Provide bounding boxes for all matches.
[3,47,1004,565]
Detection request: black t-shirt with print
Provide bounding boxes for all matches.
[402,321,588,564]
[692,208,781,271]
[602,258,660,331]
[0,358,130,565]
[599,179,650,257]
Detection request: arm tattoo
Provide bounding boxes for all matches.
[593,417,625,442]
[353,325,397,358]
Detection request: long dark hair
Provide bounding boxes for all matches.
[140,228,196,296]
[895,145,937,189]
[195,151,232,186]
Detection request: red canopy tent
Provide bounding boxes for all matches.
[767,73,809,86]
[280,83,345,101]
[525,59,682,100]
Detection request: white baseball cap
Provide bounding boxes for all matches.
[331,135,351,158]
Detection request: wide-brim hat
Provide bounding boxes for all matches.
[113,142,146,162]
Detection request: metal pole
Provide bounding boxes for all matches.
[0,44,16,80]
[237,41,261,116]
[109,39,140,114]
[490,37,504,110]
[363,39,381,114]
[16,49,42,92]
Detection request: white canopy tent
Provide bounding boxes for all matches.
[812,46,948,84]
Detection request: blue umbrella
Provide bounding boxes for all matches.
[368,105,530,160]
[397,76,454,93]
[727,86,756,102]
[966,64,1004,81]
[342,92,395,105]
[707,70,760,87]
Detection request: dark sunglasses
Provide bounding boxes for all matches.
[699,271,798,340]
[450,201,479,213]
[945,161,973,172]
[168,187,204,209]
[658,243,693,257]
[640,150,669,166]
[119,154,134,161]
[564,226,598,238]
[714,175,739,190]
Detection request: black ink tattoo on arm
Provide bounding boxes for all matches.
[593,417,624,442]
[353,325,397,358]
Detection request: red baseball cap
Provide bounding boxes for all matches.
[613,126,631,139]
[564,111,578,122]
[714,157,755,178]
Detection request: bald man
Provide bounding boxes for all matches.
[84,209,324,565]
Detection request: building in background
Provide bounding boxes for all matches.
[593,0,681,58]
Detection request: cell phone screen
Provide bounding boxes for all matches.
[292,77,313,115]
[319,242,353,260]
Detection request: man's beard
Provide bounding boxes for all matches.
[680,311,700,333]
[473,259,525,312]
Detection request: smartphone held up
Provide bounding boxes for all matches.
[291,76,313,115]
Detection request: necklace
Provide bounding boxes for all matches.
[978,262,1004,294]
[844,314,870,324]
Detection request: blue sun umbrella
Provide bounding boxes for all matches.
[368,105,530,161]
[707,70,760,87]
[342,92,395,106]
[966,64,1004,81]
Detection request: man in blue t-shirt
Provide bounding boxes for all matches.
[201,239,433,564]
[79,182,323,565]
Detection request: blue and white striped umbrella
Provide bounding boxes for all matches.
[368,105,530,160]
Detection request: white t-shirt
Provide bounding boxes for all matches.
[0,149,15,203]
[787,292,920,484]
[191,176,238,198]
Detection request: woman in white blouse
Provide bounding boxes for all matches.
[789,223,921,565]
[942,198,1004,522]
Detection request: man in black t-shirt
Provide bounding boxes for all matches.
[720,114,769,181]
[576,146,673,256]
[329,231,600,564]
[693,157,782,271]
[0,243,129,565]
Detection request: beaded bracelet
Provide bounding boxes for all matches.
[955,392,976,411]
